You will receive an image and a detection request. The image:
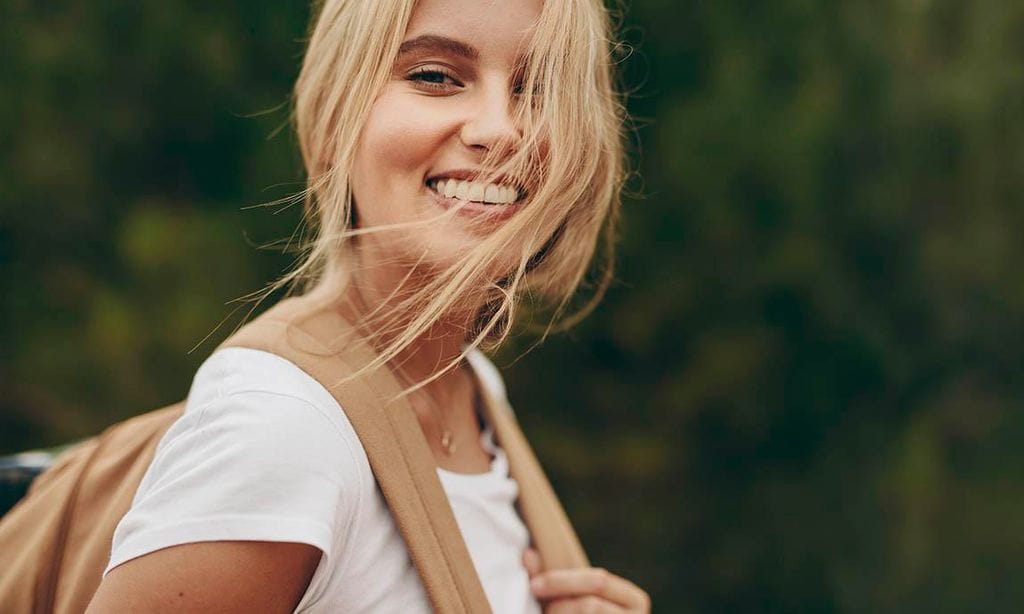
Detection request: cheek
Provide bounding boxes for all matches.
[356,91,450,178]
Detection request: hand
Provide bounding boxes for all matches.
[523,548,651,613]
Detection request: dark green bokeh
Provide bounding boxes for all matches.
[3,1,1023,612]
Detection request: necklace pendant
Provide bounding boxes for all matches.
[441,430,457,455]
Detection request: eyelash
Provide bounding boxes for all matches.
[404,65,537,100]
[406,66,462,92]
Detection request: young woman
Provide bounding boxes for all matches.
[86,0,649,612]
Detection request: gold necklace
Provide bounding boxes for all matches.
[342,287,467,455]
[396,364,467,456]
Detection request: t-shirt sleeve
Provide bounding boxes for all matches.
[105,389,360,576]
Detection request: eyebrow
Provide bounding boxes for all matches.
[397,34,480,61]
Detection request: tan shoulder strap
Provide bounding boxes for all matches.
[219,296,491,614]
[473,381,590,571]
[220,295,590,611]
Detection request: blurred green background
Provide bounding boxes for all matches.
[3,1,1024,612]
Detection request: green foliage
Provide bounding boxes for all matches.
[3,1,1023,612]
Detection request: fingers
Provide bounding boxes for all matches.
[520,553,652,613]
[545,595,623,613]
[530,567,650,612]
[522,547,542,577]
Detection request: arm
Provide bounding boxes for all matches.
[91,375,356,613]
[87,540,321,613]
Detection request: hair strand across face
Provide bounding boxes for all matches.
[245,0,628,389]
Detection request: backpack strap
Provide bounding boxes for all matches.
[473,379,590,571]
[219,296,492,614]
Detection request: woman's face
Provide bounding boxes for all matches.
[349,0,542,274]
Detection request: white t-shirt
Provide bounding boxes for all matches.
[106,347,542,614]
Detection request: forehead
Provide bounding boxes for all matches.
[403,0,542,65]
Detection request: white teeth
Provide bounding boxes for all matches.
[484,185,500,203]
[429,178,520,205]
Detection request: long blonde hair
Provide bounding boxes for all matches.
[252,0,626,388]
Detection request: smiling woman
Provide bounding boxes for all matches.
[75,0,646,612]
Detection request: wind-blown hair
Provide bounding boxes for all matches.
[257,0,626,388]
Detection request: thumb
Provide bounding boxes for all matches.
[521,547,542,577]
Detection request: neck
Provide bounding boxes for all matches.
[310,249,479,402]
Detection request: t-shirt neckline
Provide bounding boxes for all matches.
[435,348,509,482]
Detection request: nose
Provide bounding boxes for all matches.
[458,84,521,157]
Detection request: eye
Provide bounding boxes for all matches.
[406,66,463,93]
[510,67,542,101]
[511,79,543,108]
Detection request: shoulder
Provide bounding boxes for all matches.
[186,345,344,417]
[160,346,363,476]
[172,346,370,473]
[152,346,371,497]
[107,347,371,575]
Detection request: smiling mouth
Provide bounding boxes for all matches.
[426,177,524,206]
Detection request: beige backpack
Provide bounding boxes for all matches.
[0,295,588,613]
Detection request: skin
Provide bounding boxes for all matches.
[88,1,649,611]
[524,548,651,613]
[340,0,538,430]
[349,0,532,272]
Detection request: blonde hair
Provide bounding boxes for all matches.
[251,0,626,388]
